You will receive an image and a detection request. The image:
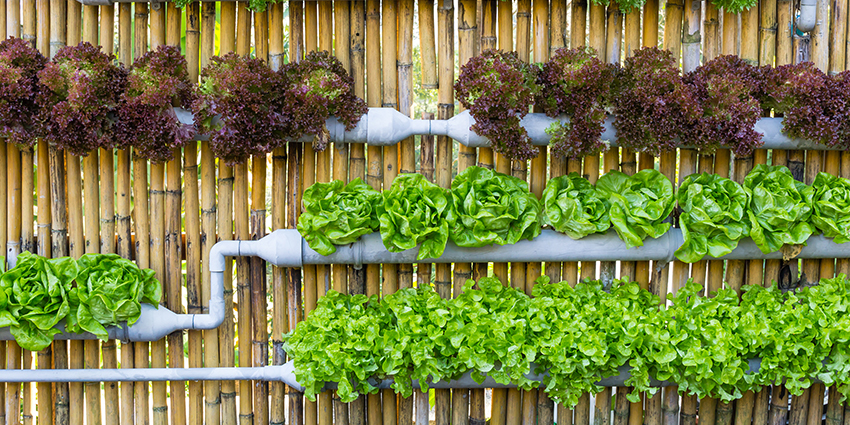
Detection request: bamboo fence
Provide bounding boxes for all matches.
[0,0,847,424]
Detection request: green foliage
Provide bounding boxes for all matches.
[542,172,610,239]
[447,166,542,247]
[378,173,451,261]
[65,254,161,340]
[297,178,381,256]
[707,0,758,14]
[675,173,750,263]
[283,275,850,406]
[596,169,675,249]
[743,164,815,254]
[811,172,850,244]
[0,252,161,352]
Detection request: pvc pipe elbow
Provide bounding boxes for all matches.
[797,0,817,32]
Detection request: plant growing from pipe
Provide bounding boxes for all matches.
[743,164,815,254]
[297,178,381,256]
[455,49,541,160]
[446,166,542,247]
[281,50,367,151]
[542,172,610,239]
[612,47,700,156]
[192,52,288,165]
[114,45,195,163]
[0,37,47,149]
[596,169,675,249]
[36,41,126,156]
[538,47,616,159]
[378,173,451,261]
[682,55,764,156]
[675,173,751,263]
[810,171,850,244]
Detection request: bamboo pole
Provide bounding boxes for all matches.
[98,5,120,418]
[482,0,497,51]
[64,152,83,425]
[129,6,149,425]
[84,149,102,425]
[419,0,437,88]
[741,6,759,64]
[810,0,828,69]
[722,9,737,56]
[490,5,514,425]
[251,6,270,425]
[789,389,811,425]
[642,0,658,48]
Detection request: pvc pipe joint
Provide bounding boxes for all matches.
[797,0,817,32]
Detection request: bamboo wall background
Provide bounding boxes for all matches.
[0,0,849,424]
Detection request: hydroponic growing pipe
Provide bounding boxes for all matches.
[179,107,842,151]
[0,239,252,342]
[0,358,765,391]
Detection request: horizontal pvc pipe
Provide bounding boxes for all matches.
[248,228,850,269]
[0,239,239,342]
[0,359,767,392]
[177,107,842,150]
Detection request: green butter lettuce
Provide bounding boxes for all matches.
[675,173,750,263]
[378,173,451,261]
[596,169,675,249]
[743,164,815,254]
[66,253,161,340]
[0,252,79,351]
[542,172,610,239]
[297,178,381,256]
[811,172,850,244]
[447,166,542,247]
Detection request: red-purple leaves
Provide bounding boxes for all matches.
[613,47,699,156]
[281,51,367,151]
[37,42,126,156]
[192,52,288,165]
[115,45,195,163]
[766,63,850,149]
[683,55,764,156]
[538,47,616,159]
[0,37,46,149]
[455,49,541,161]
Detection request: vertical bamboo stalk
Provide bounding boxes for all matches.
[130,6,149,424]
[149,162,169,425]
[83,150,102,425]
[810,0,828,69]
[722,9,737,55]
[419,0,437,88]
[789,389,811,425]
[642,0,658,47]
[250,153,269,425]
[287,142,305,425]
[589,2,605,57]
[0,139,5,425]
[498,0,513,49]
[36,141,52,425]
[768,386,789,425]
[741,7,759,63]
[482,0,497,51]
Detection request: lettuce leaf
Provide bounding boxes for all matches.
[0,252,79,351]
[743,164,815,254]
[596,169,675,248]
[66,253,161,340]
[297,178,381,256]
[811,172,850,244]
[378,173,451,260]
[675,173,750,263]
[542,172,610,239]
[447,166,542,247]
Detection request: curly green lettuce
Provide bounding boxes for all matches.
[297,178,381,256]
[446,166,542,247]
[596,169,675,249]
[743,164,815,254]
[675,173,750,263]
[378,173,451,261]
[0,252,79,351]
[66,253,161,340]
[542,172,610,239]
[811,172,850,244]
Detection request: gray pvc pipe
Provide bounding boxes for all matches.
[0,239,239,342]
[177,107,841,151]
[797,0,817,32]
[246,228,850,269]
[0,359,766,392]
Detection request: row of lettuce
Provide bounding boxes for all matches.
[457,46,850,160]
[0,37,365,164]
[282,275,850,407]
[3,36,848,165]
[0,252,161,352]
[298,163,848,263]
